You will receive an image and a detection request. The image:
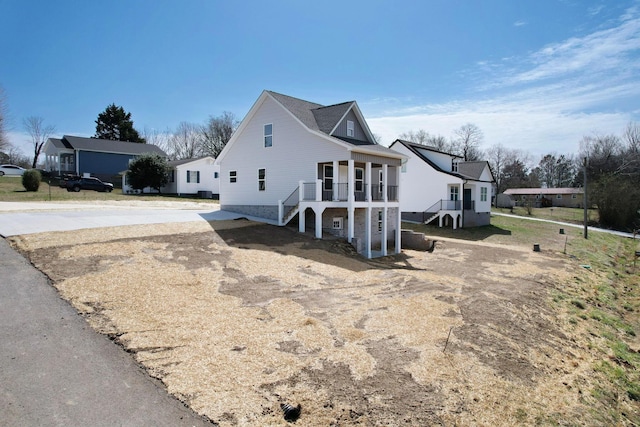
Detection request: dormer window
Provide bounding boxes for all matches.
[264,124,273,147]
[347,120,354,137]
[452,160,459,172]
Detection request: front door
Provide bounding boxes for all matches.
[463,188,472,210]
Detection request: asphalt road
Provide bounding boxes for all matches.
[0,202,244,426]
[0,237,215,426]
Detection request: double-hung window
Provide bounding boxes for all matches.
[323,165,333,191]
[346,120,354,137]
[450,186,459,201]
[186,170,200,183]
[230,170,237,183]
[355,167,364,192]
[264,124,273,147]
[258,168,266,191]
[481,187,487,202]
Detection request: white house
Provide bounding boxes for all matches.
[123,156,219,197]
[389,139,495,228]
[216,90,406,258]
[163,157,219,197]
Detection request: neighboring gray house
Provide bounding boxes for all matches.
[216,90,406,258]
[43,135,166,182]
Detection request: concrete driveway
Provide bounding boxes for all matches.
[0,200,261,426]
[0,201,276,237]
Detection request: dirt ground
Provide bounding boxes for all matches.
[9,219,607,426]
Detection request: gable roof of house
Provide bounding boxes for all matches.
[218,90,404,163]
[504,187,583,195]
[266,91,375,145]
[167,156,215,167]
[55,135,166,156]
[391,139,494,182]
[457,161,491,181]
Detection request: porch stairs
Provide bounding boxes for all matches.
[423,212,440,225]
[281,186,300,225]
[422,200,443,225]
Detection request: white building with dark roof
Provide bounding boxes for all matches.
[389,139,495,228]
[216,90,406,258]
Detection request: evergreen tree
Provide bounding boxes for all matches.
[94,104,146,143]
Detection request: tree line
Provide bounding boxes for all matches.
[0,94,239,168]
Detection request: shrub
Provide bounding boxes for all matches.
[22,169,41,192]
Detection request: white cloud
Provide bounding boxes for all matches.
[513,20,527,27]
[365,6,640,159]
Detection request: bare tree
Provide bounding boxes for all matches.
[0,86,8,152]
[141,126,172,155]
[201,111,238,158]
[623,121,640,153]
[168,122,203,160]
[23,116,55,168]
[399,129,429,144]
[452,123,484,161]
[486,143,512,193]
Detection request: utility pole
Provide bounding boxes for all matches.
[583,157,588,239]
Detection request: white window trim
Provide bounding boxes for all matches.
[258,168,266,191]
[264,123,273,147]
[332,217,343,230]
[346,120,354,137]
[230,170,237,183]
[323,164,333,191]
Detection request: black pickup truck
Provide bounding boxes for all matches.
[60,176,114,192]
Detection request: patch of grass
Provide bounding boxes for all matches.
[571,299,586,309]
[493,206,598,224]
[0,176,219,204]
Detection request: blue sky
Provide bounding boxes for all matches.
[1,0,639,160]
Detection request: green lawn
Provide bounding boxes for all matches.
[493,205,599,224]
[0,176,219,204]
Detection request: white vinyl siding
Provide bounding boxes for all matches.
[219,95,348,207]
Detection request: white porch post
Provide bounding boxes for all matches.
[382,164,388,202]
[395,208,401,254]
[365,162,372,201]
[315,207,323,239]
[299,180,305,202]
[365,206,372,258]
[315,179,322,201]
[395,164,401,202]
[381,206,388,256]
[299,207,305,232]
[347,159,355,243]
[332,160,339,201]
[278,200,283,226]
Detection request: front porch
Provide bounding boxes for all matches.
[278,158,402,259]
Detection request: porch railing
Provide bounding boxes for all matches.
[298,182,400,203]
[282,186,300,221]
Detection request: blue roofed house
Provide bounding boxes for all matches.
[42,135,167,182]
[216,90,406,258]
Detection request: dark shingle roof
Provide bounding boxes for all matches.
[62,135,166,156]
[267,91,375,146]
[267,92,323,131]
[312,102,353,134]
[457,161,490,180]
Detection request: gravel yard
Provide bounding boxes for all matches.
[8,217,610,426]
